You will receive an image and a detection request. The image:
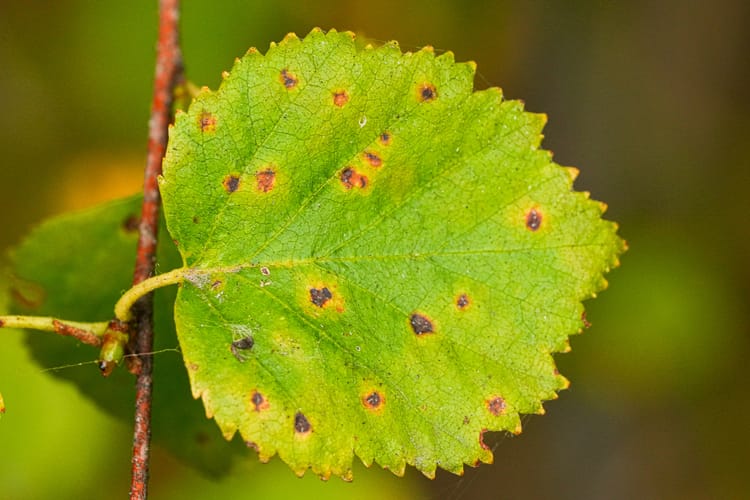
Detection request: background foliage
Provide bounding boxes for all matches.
[1,1,748,498]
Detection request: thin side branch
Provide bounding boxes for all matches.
[129,0,182,498]
[0,315,108,346]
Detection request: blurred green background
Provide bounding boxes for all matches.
[1,1,748,498]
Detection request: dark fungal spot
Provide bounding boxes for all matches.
[409,313,434,335]
[280,69,298,89]
[256,168,276,192]
[333,90,349,107]
[380,131,392,146]
[211,280,223,290]
[417,83,437,103]
[223,174,241,193]
[310,287,333,308]
[340,167,368,189]
[294,412,311,434]
[199,111,216,132]
[487,396,506,416]
[526,208,542,231]
[251,390,269,412]
[456,294,470,310]
[192,215,200,224]
[363,151,382,167]
[260,266,270,276]
[363,391,383,410]
[122,214,139,233]
[231,336,254,362]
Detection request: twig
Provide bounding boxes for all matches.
[129,1,182,498]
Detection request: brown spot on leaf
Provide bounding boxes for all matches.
[223,174,241,193]
[526,208,542,231]
[487,396,506,416]
[231,336,254,362]
[363,151,382,167]
[340,167,368,189]
[251,390,269,411]
[122,214,140,233]
[199,112,216,132]
[246,441,259,452]
[294,412,311,434]
[189,363,199,372]
[379,131,392,146]
[260,266,270,276]
[363,391,384,410]
[333,90,349,107]
[417,83,437,102]
[280,69,298,89]
[192,215,200,224]
[581,311,591,329]
[409,313,434,335]
[456,294,470,310]
[310,287,333,308]
[256,168,276,192]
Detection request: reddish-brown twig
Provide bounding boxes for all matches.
[130,1,182,498]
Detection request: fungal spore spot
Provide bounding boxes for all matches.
[223,174,241,193]
[487,396,506,416]
[363,391,384,410]
[251,390,269,412]
[310,287,333,308]
[379,131,392,146]
[260,266,270,276]
[231,336,254,362]
[526,208,542,231]
[456,294,470,310]
[363,151,382,167]
[199,111,216,132]
[333,90,349,107]
[409,313,434,335]
[280,69,298,89]
[294,412,312,434]
[417,83,437,103]
[256,168,276,192]
[340,167,368,189]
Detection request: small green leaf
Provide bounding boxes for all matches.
[161,28,623,479]
[7,196,248,475]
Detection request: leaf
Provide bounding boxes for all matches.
[160,28,624,479]
[7,196,249,476]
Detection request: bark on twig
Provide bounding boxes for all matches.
[130,1,182,498]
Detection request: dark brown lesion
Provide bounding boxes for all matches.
[251,390,269,412]
[255,168,276,192]
[525,208,542,231]
[456,293,470,310]
[409,313,434,335]
[363,151,382,167]
[231,336,254,362]
[294,411,312,434]
[198,111,216,132]
[363,390,384,410]
[486,396,506,416]
[310,287,333,307]
[280,69,298,89]
[340,167,368,189]
[417,83,437,103]
[223,174,241,193]
[379,131,392,146]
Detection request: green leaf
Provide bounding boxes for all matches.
[7,196,249,475]
[160,28,624,479]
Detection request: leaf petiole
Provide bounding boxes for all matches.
[114,267,188,321]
